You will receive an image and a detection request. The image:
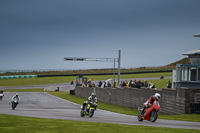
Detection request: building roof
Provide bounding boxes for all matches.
[183,49,200,55]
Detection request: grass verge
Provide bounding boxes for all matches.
[0,114,199,133]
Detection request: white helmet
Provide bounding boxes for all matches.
[155,93,161,100]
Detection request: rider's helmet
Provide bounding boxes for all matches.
[91,92,96,99]
[16,93,19,96]
[154,93,161,100]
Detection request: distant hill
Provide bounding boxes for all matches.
[165,57,191,67]
[0,57,192,76]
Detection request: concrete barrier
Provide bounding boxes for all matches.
[75,86,200,115]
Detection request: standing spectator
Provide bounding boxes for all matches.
[119,81,123,88]
[87,81,92,87]
[144,80,148,87]
[125,80,129,87]
[167,81,172,88]
[138,80,142,87]
[130,81,136,88]
[141,81,144,87]
[129,80,132,87]
[107,81,111,87]
[98,81,102,87]
[149,82,156,89]
[92,83,96,87]
[101,81,106,88]
[122,81,126,87]
[136,81,141,88]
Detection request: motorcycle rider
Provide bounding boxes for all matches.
[0,89,3,94]
[82,92,97,114]
[0,89,4,99]
[141,93,161,115]
[11,93,20,103]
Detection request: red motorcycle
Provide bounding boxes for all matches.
[138,100,160,122]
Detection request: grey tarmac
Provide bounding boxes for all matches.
[0,92,200,130]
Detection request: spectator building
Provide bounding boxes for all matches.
[173,48,200,88]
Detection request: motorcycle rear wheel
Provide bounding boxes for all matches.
[150,111,158,122]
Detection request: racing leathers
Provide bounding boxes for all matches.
[142,96,157,115]
[11,95,20,103]
[82,96,98,114]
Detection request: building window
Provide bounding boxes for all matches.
[182,67,189,81]
[189,67,197,81]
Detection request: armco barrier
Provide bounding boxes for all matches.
[0,75,37,79]
[75,86,200,115]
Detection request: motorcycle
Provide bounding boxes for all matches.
[80,101,97,117]
[11,99,19,110]
[0,93,4,100]
[138,100,160,122]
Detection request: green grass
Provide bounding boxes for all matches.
[0,76,77,87]
[147,79,171,89]
[4,88,44,92]
[48,91,200,122]
[0,114,199,133]
[0,72,172,88]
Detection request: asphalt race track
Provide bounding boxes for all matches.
[0,92,200,130]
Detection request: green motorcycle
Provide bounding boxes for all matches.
[11,99,19,110]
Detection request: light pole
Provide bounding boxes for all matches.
[118,50,121,86]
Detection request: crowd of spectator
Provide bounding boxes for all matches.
[118,80,156,89]
[81,81,96,87]
[80,80,112,88]
[97,80,112,88]
[80,78,172,89]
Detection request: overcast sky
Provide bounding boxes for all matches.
[0,0,200,70]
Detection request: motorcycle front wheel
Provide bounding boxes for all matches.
[150,111,158,122]
[80,110,85,117]
[138,113,143,121]
[12,104,15,110]
[89,109,94,117]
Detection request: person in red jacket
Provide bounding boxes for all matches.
[141,93,161,115]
